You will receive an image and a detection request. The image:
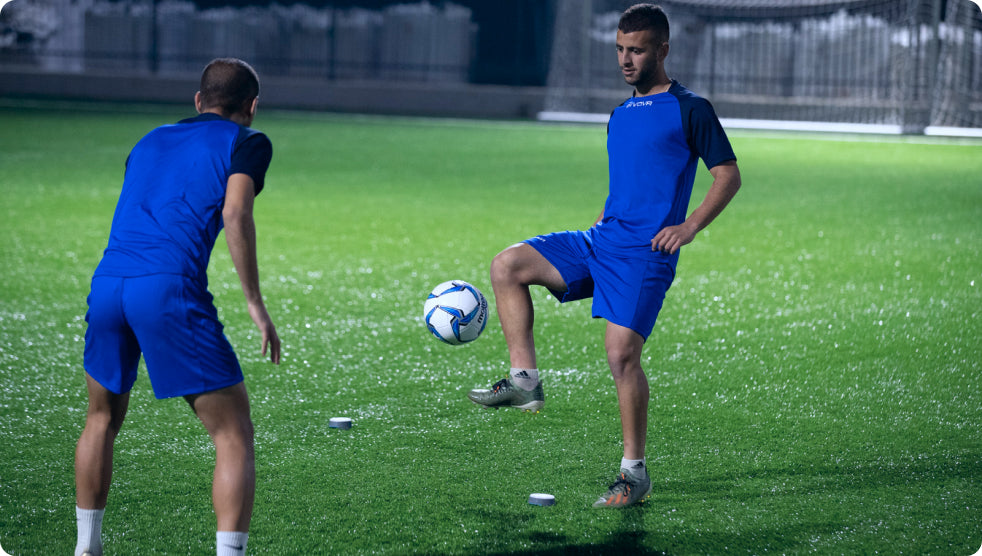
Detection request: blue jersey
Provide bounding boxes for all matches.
[591,80,735,267]
[94,113,272,284]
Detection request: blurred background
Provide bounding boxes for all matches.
[1,0,980,133]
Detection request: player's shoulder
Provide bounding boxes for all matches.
[238,123,269,142]
[668,81,723,126]
[237,125,272,156]
[667,81,712,108]
[187,113,271,149]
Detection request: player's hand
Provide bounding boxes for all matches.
[248,302,281,364]
[651,221,697,255]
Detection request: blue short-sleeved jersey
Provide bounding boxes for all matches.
[94,113,272,283]
[591,80,735,268]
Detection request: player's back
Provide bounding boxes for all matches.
[95,115,243,283]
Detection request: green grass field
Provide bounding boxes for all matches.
[1,100,980,555]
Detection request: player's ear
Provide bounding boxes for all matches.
[238,97,258,126]
[194,91,203,114]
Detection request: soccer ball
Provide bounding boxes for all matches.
[423,280,489,345]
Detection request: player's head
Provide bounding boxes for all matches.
[196,58,260,125]
[618,4,670,44]
[616,4,670,94]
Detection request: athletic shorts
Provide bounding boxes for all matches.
[523,230,674,341]
[83,274,243,399]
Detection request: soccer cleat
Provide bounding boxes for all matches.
[467,378,544,412]
[592,464,652,508]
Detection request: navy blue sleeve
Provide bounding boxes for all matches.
[230,128,273,196]
[677,93,736,170]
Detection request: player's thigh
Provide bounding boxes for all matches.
[83,372,130,430]
[186,382,253,441]
[519,231,596,301]
[493,242,567,291]
[84,276,141,394]
[591,255,673,341]
[123,275,243,399]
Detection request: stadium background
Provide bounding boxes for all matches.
[1,0,980,133]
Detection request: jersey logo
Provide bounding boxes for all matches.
[624,100,653,109]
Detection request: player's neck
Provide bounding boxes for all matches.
[635,77,672,98]
[199,108,252,127]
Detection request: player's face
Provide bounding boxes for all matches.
[616,29,666,93]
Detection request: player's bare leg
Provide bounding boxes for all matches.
[605,323,648,459]
[468,243,565,410]
[75,373,129,555]
[489,243,565,369]
[593,322,652,508]
[76,374,129,510]
[186,382,255,533]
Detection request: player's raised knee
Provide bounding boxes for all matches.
[493,242,556,286]
[490,243,527,285]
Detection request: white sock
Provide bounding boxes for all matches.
[509,368,540,391]
[75,507,104,556]
[621,457,646,472]
[217,531,249,556]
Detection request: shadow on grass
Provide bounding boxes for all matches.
[500,529,667,556]
[477,514,849,556]
[469,505,668,556]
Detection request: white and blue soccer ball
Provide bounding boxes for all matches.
[423,280,489,345]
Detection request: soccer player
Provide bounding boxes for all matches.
[468,4,742,508]
[74,58,280,556]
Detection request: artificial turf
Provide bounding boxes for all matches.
[0,100,980,554]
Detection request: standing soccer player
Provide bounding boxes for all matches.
[75,58,280,555]
[468,4,742,508]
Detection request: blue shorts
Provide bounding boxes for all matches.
[83,275,243,399]
[523,231,674,341]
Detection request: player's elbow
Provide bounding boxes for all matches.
[223,211,254,242]
[729,164,742,188]
[714,162,742,194]
[222,203,252,228]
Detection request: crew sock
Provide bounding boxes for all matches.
[217,531,249,556]
[621,457,646,474]
[509,368,540,391]
[75,507,105,556]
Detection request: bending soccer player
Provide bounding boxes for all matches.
[75,58,280,556]
[468,4,742,508]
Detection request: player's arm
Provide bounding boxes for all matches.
[652,160,741,254]
[224,173,281,364]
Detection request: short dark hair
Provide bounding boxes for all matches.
[198,58,260,115]
[618,4,670,43]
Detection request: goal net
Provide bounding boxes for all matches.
[541,0,982,134]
